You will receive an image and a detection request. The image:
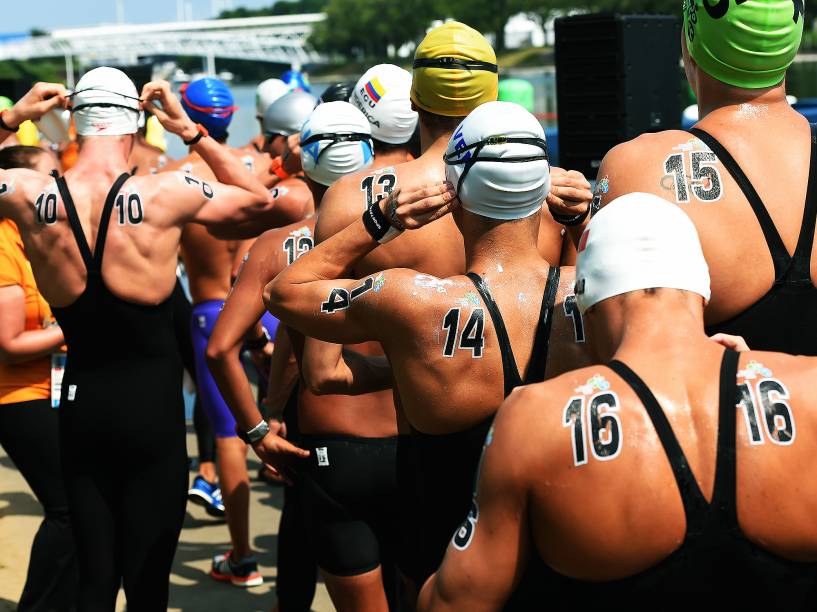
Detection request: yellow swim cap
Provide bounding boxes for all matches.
[17,120,40,146]
[144,115,167,152]
[411,21,498,117]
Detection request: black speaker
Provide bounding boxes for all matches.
[555,14,682,178]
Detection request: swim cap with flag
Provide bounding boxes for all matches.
[71,67,141,137]
[444,101,550,221]
[351,64,418,144]
[411,21,498,117]
[683,0,804,89]
[300,101,373,186]
[575,193,711,314]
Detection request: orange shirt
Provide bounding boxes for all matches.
[0,219,54,404]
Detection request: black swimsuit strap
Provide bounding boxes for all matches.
[606,359,709,532]
[93,172,132,270]
[791,123,817,280]
[524,266,560,385]
[710,348,741,526]
[688,127,790,278]
[53,173,94,271]
[53,172,132,273]
[466,272,522,396]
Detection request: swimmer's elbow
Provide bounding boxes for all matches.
[303,365,345,396]
[262,279,281,315]
[205,337,233,370]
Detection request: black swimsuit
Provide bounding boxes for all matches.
[690,126,817,355]
[404,267,561,585]
[51,172,188,610]
[521,350,817,609]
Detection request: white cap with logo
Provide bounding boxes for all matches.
[350,64,418,145]
[575,192,711,314]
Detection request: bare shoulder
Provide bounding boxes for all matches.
[0,168,52,212]
[741,350,817,388]
[598,129,694,205]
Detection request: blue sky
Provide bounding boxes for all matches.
[4,0,276,34]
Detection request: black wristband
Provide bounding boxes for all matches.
[362,201,402,244]
[183,124,207,146]
[0,111,19,133]
[549,204,590,227]
[245,329,270,351]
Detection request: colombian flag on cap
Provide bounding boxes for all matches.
[365,77,386,103]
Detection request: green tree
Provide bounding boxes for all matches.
[310,0,435,59]
[218,0,327,19]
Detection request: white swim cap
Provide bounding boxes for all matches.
[575,193,711,314]
[263,91,318,137]
[71,67,141,137]
[256,78,289,118]
[300,101,374,186]
[444,101,550,221]
[350,64,418,145]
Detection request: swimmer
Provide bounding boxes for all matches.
[162,77,288,588]
[556,0,817,355]
[208,101,390,611]
[0,70,274,608]
[265,101,595,594]
[419,193,817,610]
[245,77,289,152]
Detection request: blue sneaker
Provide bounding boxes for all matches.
[187,475,226,517]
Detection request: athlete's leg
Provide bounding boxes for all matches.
[0,400,77,611]
[193,395,217,479]
[299,436,393,612]
[191,301,255,572]
[276,480,318,610]
[322,568,389,612]
[118,442,187,609]
[215,436,251,559]
[60,443,119,611]
[173,280,217,483]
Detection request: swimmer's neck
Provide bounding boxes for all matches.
[374,148,411,167]
[601,292,713,366]
[70,136,133,177]
[419,123,454,157]
[461,215,541,273]
[697,79,789,120]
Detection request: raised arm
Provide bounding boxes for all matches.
[0,82,68,147]
[264,183,456,344]
[140,80,273,230]
[418,390,533,612]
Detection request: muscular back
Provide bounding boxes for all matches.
[597,106,815,324]
[318,156,465,278]
[289,259,591,435]
[0,166,211,307]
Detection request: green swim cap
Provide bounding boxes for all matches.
[683,0,804,89]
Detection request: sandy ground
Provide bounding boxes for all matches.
[0,425,334,612]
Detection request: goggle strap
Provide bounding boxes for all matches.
[412,57,498,73]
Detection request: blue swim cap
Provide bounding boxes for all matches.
[180,78,237,139]
[281,69,311,93]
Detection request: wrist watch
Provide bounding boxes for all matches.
[237,419,270,445]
